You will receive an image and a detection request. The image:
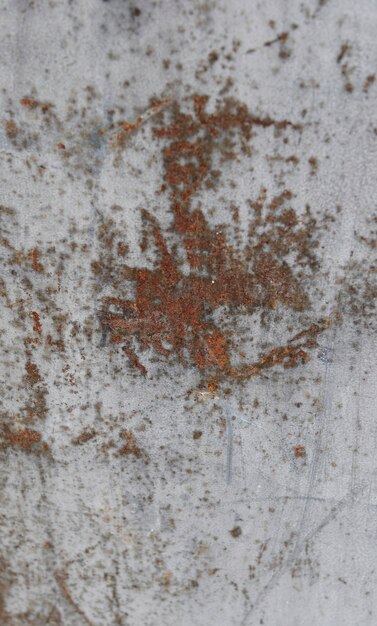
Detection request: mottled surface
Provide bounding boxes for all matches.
[0,1,376,624]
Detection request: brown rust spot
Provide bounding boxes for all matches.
[308,157,318,176]
[1,427,42,451]
[29,248,44,272]
[72,430,96,446]
[31,311,42,335]
[24,361,42,386]
[363,74,375,93]
[4,119,18,140]
[24,386,48,421]
[118,429,143,458]
[20,97,54,113]
[294,445,306,458]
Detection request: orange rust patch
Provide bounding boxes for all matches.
[2,427,41,450]
[99,95,326,380]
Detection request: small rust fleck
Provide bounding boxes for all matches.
[294,445,306,458]
[20,97,54,113]
[363,74,375,93]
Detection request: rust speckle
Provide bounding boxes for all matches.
[24,361,42,386]
[230,526,242,538]
[31,311,42,335]
[29,248,44,273]
[72,430,96,446]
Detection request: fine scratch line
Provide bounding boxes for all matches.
[226,410,233,485]
[240,481,367,626]
[55,571,94,626]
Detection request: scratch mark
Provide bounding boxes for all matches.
[241,338,336,625]
[241,482,367,626]
[246,32,289,54]
[55,571,94,626]
[350,351,362,495]
[226,411,233,485]
[289,352,332,564]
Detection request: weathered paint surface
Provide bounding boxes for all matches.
[0,1,376,625]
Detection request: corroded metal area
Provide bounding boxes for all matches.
[0,1,376,625]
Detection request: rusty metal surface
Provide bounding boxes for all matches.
[0,1,376,624]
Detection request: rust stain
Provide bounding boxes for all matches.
[100,95,326,381]
[3,428,42,451]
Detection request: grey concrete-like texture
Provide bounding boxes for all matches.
[0,1,376,625]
